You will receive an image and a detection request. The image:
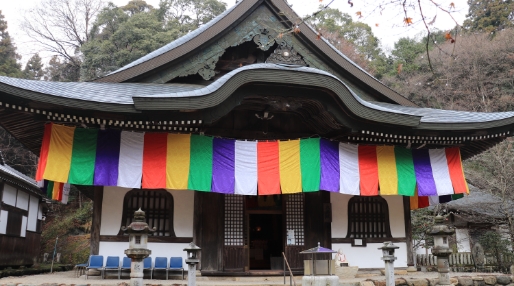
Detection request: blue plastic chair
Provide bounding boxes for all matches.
[143,257,152,279]
[85,255,104,280]
[169,257,184,280]
[75,262,87,277]
[152,257,168,280]
[103,256,120,279]
[120,257,131,278]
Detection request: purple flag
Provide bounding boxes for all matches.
[212,138,235,194]
[94,129,121,186]
[319,139,340,192]
[412,149,437,196]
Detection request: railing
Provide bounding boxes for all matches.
[416,252,514,273]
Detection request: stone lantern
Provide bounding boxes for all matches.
[183,242,201,286]
[378,241,400,286]
[121,208,155,286]
[428,215,455,286]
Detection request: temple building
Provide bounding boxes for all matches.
[0,152,45,268]
[1,0,514,275]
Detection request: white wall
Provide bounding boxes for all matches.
[27,195,39,232]
[0,210,8,234]
[99,241,190,266]
[332,242,408,268]
[330,193,407,268]
[2,184,17,206]
[99,188,194,264]
[100,187,194,237]
[330,193,406,237]
[16,191,29,211]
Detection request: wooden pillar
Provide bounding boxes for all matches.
[304,192,332,257]
[403,196,414,266]
[196,192,223,273]
[90,186,103,255]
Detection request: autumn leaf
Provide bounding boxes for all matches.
[319,0,323,2]
[397,63,403,74]
[445,32,455,43]
[449,2,455,9]
[375,23,379,27]
[348,0,353,7]
[404,17,413,25]
[278,33,284,39]
[293,26,301,34]
[316,31,322,40]
[356,11,362,18]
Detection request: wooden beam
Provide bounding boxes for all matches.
[90,186,103,255]
[99,235,192,243]
[403,196,414,266]
[332,237,407,244]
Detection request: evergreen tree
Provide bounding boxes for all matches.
[24,53,44,80]
[463,0,514,33]
[81,0,226,80]
[0,10,23,78]
[44,55,80,82]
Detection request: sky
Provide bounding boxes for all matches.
[2,0,469,65]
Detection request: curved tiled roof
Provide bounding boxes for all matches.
[93,0,416,107]
[3,64,514,129]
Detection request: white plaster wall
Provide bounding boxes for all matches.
[100,187,194,237]
[0,210,8,234]
[21,216,27,237]
[27,195,39,232]
[330,193,407,268]
[330,193,351,237]
[455,228,471,252]
[2,184,17,206]
[330,193,406,238]
[16,191,29,211]
[332,242,408,268]
[99,241,190,266]
[100,186,129,235]
[383,196,406,237]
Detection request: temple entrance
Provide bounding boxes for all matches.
[246,195,284,270]
[248,213,283,270]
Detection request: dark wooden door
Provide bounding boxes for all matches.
[283,194,306,269]
[223,195,245,272]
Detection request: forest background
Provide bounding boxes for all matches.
[0,0,513,267]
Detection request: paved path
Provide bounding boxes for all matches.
[0,270,506,286]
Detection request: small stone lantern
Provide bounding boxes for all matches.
[428,215,455,286]
[378,241,399,286]
[121,208,155,286]
[184,242,201,286]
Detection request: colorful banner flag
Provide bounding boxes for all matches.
[36,123,470,206]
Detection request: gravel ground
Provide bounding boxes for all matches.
[0,270,508,286]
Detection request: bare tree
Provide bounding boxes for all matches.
[382,29,514,112]
[21,0,104,68]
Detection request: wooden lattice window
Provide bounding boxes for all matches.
[118,189,175,237]
[346,196,391,238]
[224,195,244,246]
[286,194,304,246]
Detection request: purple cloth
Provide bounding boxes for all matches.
[212,138,235,194]
[412,149,437,196]
[319,139,339,192]
[94,129,121,186]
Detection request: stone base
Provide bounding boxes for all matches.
[302,275,340,286]
[380,269,408,275]
[335,266,359,279]
[407,266,417,273]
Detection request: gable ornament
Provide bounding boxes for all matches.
[265,43,306,66]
